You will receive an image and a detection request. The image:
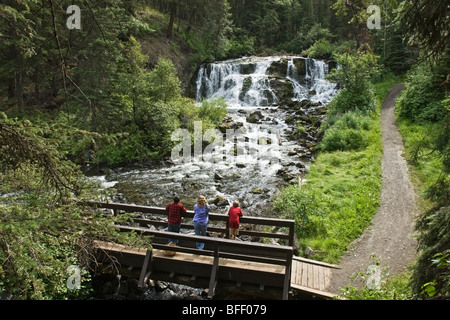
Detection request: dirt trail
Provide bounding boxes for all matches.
[329,84,418,294]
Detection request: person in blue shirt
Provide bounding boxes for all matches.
[193,195,210,250]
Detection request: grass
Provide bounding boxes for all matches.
[295,123,382,263]
[274,73,403,264]
[396,118,445,204]
[339,265,414,300]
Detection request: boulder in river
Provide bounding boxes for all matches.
[249,188,263,194]
[246,111,264,123]
[212,195,229,207]
[214,172,224,181]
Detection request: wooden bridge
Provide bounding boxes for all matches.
[91,202,339,300]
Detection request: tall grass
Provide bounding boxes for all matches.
[396,119,444,201]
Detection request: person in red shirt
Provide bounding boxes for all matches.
[165,196,187,245]
[227,200,244,240]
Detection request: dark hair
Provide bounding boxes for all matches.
[173,196,180,203]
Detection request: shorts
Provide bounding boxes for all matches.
[229,228,239,236]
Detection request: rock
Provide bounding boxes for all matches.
[282,173,295,182]
[285,116,295,124]
[250,188,263,194]
[161,289,176,300]
[296,162,306,169]
[246,111,264,123]
[288,150,298,156]
[214,172,224,180]
[236,163,246,168]
[212,195,229,206]
[155,281,169,291]
[258,137,267,145]
[239,76,253,101]
[276,167,295,182]
[268,78,294,102]
[268,59,288,78]
[235,122,244,129]
[315,106,327,115]
[102,282,114,296]
[305,246,318,258]
[293,58,306,76]
[218,123,232,133]
[328,60,338,71]
[240,63,257,74]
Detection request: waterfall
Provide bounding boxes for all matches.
[304,58,336,104]
[196,56,279,107]
[195,56,337,107]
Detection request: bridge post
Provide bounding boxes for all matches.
[138,249,152,288]
[208,244,219,299]
[288,221,295,247]
[283,251,293,300]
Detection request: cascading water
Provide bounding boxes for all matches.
[89,56,337,217]
[196,57,279,107]
[196,56,336,107]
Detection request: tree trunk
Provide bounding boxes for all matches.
[7,79,15,100]
[15,70,24,115]
[167,4,176,39]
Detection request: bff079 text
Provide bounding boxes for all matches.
[227,304,267,315]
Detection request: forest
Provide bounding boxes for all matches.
[0,0,449,300]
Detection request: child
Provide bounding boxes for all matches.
[227,201,243,240]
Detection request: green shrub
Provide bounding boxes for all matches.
[319,129,367,152]
[304,38,333,59]
[198,97,228,128]
[397,65,446,121]
[326,51,379,114]
[327,86,376,114]
[94,131,153,166]
[273,184,327,238]
[319,111,371,152]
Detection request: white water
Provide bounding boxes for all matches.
[196,56,279,107]
[90,56,337,215]
[196,56,336,107]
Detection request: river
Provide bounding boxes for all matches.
[87,56,337,218]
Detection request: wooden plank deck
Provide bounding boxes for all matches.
[94,239,289,299]
[290,256,339,299]
[95,241,339,299]
[95,241,286,275]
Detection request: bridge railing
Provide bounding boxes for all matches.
[91,201,295,246]
[112,224,293,299]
